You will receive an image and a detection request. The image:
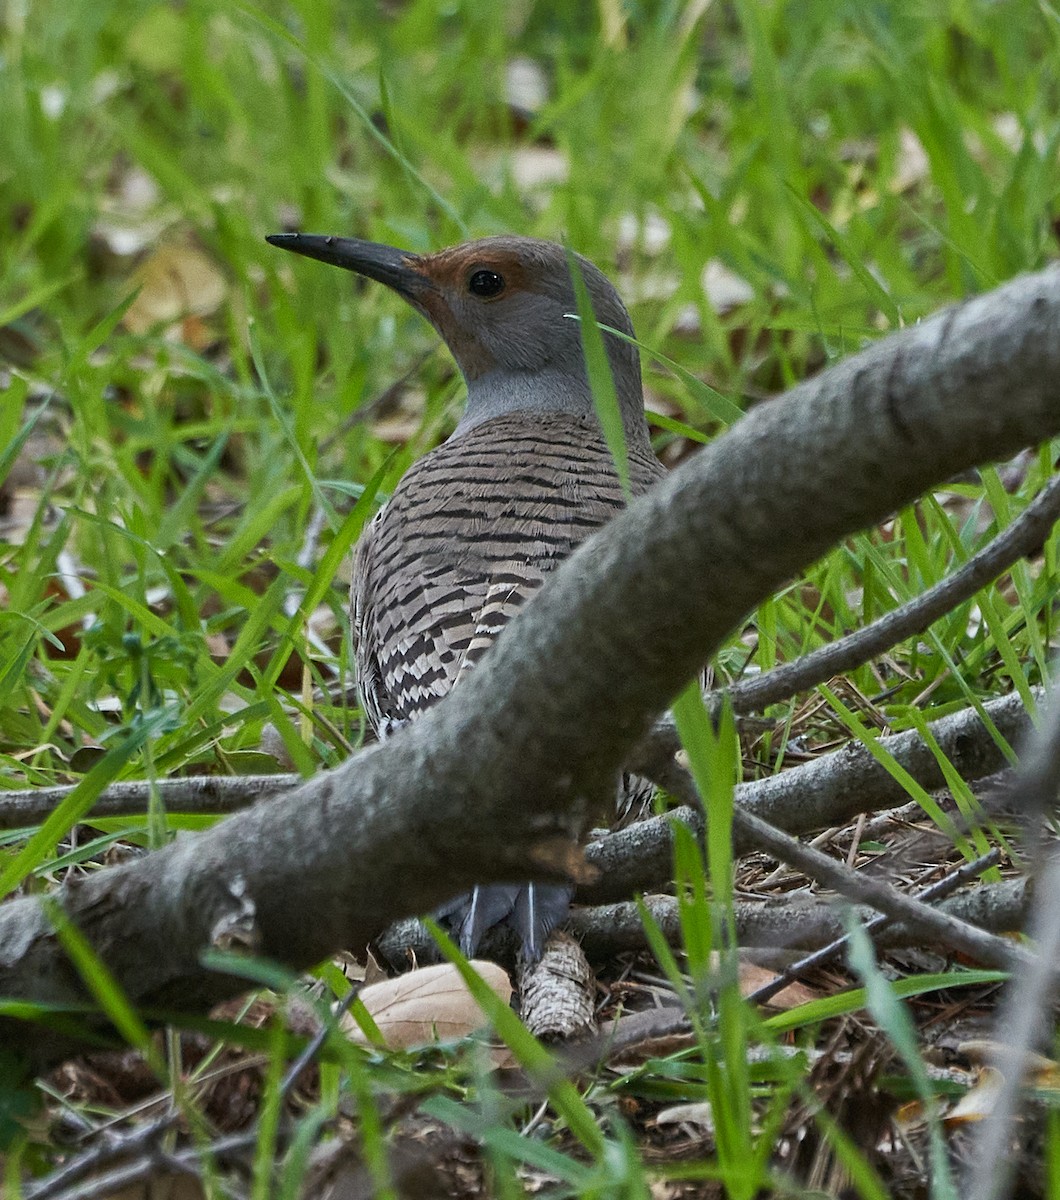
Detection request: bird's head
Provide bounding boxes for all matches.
[266,232,646,437]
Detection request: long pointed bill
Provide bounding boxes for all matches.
[265,233,431,301]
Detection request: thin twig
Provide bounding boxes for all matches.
[724,471,1060,714]
[0,680,1033,836]
[746,847,1002,1005]
[384,877,1028,965]
[602,688,1032,906]
[28,989,360,1200]
[647,755,1030,973]
[965,680,1060,1200]
[0,775,299,830]
[24,1107,183,1200]
[40,1130,259,1200]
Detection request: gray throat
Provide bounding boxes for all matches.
[454,366,650,446]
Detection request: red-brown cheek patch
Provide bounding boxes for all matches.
[421,245,534,296]
[412,246,541,380]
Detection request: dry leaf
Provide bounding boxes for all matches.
[945,1065,1006,1126]
[891,127,930,193]
[655,1100,714,1131]
[509,145,569,192]
[701,259,754,313]
[505,57,548,115]
[616,211,673,256]
[736,960,818,1008]
[123,243,226,335]
[342,961,512,1049]
[363,947,388,987]
[370,417,422,444]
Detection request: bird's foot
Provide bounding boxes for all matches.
[435,882,573,962]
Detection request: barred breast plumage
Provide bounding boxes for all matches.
[353,413,664,737]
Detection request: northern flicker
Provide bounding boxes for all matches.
[266,231,664,958]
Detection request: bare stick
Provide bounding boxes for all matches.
[645,755,1029,973]
[0,775,299,831]
[745,848,1003,1005]
[588,688,1033,904]
[965,683,1060,1200]
[379,877,1027,967]
[3,263,1060,1066]
[0,687,1027,845]
[725,472,1060,714]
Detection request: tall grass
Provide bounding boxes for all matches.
[2,0,1058,1192]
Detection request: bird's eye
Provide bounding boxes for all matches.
[468,269,505,298]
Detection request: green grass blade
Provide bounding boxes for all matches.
[565,245,631,499]
[0,706,175,897]
[426,919,608,1158]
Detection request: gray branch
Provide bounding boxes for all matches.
[4,264,1060,1066]
[569,878,1028,959]
[0,684,1025,840]
[5,460,1054,831]
[589,688,1033,902]
[641,751,1029,973]
[0,775,299,830]
[966,684,1060,1200]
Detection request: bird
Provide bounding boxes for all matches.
[266,231,664,959]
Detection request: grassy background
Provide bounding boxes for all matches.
[2,0,1059,1192]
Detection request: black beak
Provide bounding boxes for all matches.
[265,233,431,300]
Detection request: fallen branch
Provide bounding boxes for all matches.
[0,687,1030,854]
[589,688,1033,903]
[6,457,1047,834]
[3,263,1060,1066]
[0,775,298,830]
[377,876,1027,967]
[629,752,1029,972]
[744,847,1004,1006]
